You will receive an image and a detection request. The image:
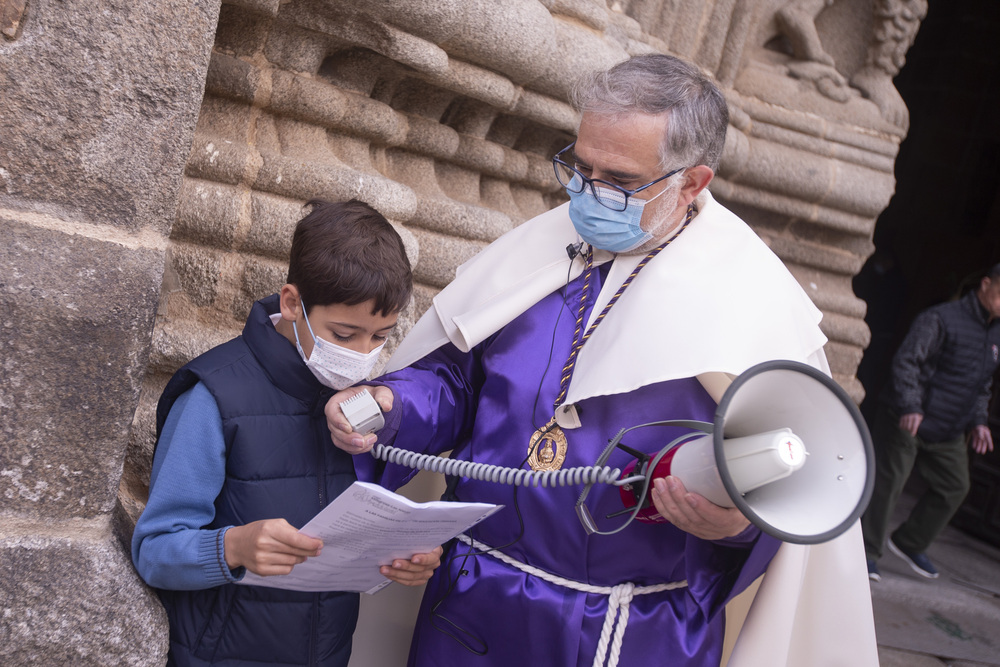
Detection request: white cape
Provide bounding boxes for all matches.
[388,191,828,395]
[387,190,878,667]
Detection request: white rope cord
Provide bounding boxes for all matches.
[456,534,687,667]
[597,582,633,667]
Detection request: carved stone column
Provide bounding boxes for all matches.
[0,1,221,664]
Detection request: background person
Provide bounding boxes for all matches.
[862,263,1000,581]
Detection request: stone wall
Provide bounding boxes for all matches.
[0,0,923,664]
[0,0,221,664]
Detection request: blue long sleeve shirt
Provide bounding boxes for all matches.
[132,381,245,589]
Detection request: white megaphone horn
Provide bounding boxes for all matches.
[576,360,875,544]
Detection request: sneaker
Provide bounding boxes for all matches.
[867,560,881,582]
[888,538,939,579]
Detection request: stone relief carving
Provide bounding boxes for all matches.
[617,0,924,130]
[852,0,927,127]
[771,0,927,130]
[772,0,927,128]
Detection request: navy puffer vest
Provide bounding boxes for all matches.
[155,295,359,667]
[903,290,1000,441]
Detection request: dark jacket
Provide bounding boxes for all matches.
[156,295,358,667]
[886,289,1000,441]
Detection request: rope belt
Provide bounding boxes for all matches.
[456,533,688,667]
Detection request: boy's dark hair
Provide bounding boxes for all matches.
[287,199,412,316]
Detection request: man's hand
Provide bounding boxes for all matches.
[899,412,923,436]
[224,518,323,577]
[324,385,395,454]
[379,545,445,586]
[970,424,994,455]
[650,476,750,540]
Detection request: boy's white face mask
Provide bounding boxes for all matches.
[292,302,385,390]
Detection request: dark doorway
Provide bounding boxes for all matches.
[853,1,1000,546]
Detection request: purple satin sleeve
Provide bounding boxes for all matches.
[352,340,488,488]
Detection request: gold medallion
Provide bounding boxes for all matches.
[527,418,568,471]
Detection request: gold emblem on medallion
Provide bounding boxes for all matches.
[527,419,568,471]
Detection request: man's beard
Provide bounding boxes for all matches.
[621,177,685,255]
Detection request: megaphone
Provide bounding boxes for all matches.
[578,360,874,544]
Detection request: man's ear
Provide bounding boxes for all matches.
[279,284,302,322]
[678,165,714,208]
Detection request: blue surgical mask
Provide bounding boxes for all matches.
[567,183,669,253]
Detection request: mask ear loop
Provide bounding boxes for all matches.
[575,419,713,536]
[291,298,316,358]
[301,298,322,344]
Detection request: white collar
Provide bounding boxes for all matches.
[388,191,827,404]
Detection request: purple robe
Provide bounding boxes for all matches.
[361,266,780,666]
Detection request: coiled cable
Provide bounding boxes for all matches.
[370,443,639,488]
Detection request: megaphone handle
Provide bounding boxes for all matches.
[575,421,714,536]
[587,419,713,494]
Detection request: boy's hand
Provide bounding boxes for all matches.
[224,518,323,577]
[379,546,444,586]
[324,385,395,454]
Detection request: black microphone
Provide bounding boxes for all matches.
[566,242,584,260]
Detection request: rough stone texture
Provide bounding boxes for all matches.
[0,0,221,235]
[0,0,221,664]
[0,516,169,666]
[877,647,948,666]
[0,216,164,518]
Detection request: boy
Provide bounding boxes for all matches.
[132,200,441,667]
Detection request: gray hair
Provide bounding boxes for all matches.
[570,54,729,172]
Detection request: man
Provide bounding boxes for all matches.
[328,54,877,666]
[863,265,1000,581]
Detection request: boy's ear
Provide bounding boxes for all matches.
[279,284,302,321]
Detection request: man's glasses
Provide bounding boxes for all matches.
[552,142,685,212]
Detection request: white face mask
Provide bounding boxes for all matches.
[293,302,385,390]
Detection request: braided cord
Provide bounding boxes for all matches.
[555,245,596,406]
[553,205,696,409]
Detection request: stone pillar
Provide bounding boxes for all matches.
[0,1,221,664]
